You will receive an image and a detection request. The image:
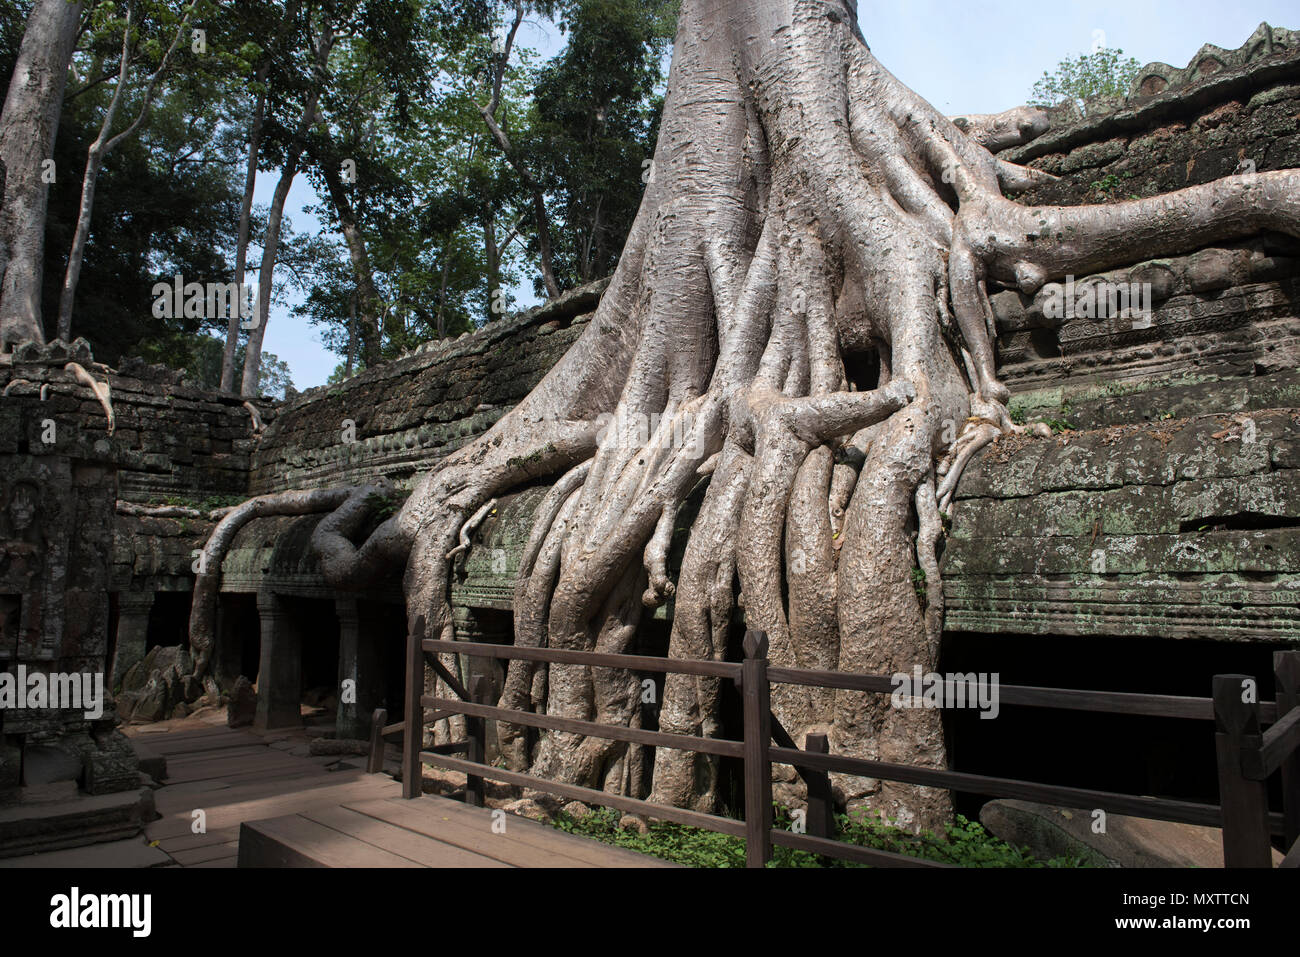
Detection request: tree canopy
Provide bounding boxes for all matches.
[1030,46,1142,112]
[0,0,675,389]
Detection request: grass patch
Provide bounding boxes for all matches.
[550,805,1092,868]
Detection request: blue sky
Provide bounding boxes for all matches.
[257,1,1299,391]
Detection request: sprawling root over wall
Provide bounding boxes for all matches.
[188,0,1300,832]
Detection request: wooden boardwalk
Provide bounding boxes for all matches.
[240,796,676,867]
[6,719,673,868]
[140,721,403,868]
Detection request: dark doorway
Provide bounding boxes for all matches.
[146,592,192,649]
[216,593,259,687]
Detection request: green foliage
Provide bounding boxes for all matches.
[1089,173,1122,195]
[1030,47,1141,111]
[152,332,295,398]
[552,805,1091,868]
[911,566,927,603]
[522,0,674,289]
[4,0,674,382]
[364,490,401,519]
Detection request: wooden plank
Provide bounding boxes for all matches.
[341,798,598,868]
[769,746,1232,829]
[161,753,325,784]
[426,696,743,759]
[168,841,241,866]
[803,733,834,840]
[164,745,272,766]
[420,751,741,839]
[148,733,267,756]
[367,708,388,774]
[152,767,385,816]
[237,815,422,868]
[158,765,332,792]
[465,677,486,808]
[765,667,1234,721]
[345,797,671,868]
[402,618,425,799]
[741,630,772,868]
[1214,674,1273,867]
[139,724,262,743]
[770,829,949,868]
[155,826,240,853]
[424,638,742,680]
[189,856,237,868]
[300,806,512,868]
[149,775,400,835]
[1276,651,1300,849]
[1253,707,1300,779]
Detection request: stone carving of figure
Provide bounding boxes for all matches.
[0,481,44,576]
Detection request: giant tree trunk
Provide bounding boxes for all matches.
[189,0,1300,833]
[0,0,82,348]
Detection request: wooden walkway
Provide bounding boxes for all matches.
[140,721,403,868]
[240,796,676,867]
[6,718,673,868]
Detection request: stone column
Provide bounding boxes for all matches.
[335,598,383,740]
[254,591,302,730]
[110,591,155,691]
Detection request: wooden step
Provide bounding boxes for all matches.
[238,814,424,867]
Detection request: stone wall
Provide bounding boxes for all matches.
[936,24,1300,644]
[248,280,602,495]
[943,412,1300,641]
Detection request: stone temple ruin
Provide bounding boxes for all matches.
[1,23,1298,857]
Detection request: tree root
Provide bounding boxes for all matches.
[65,361,114,434]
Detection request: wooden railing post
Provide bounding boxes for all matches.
[465,675,487,807]
[1275,651,1300,850]
[1213,674,1271,867]
[742,629,772,868]
[402,616,426,799]
[367,707,388,774]
[804,733,834,840]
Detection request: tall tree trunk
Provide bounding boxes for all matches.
[239,157,297,397]
[321,159,380,366]
[344,289,356,376]
[0,0,82,348]
[55,2,133,343]
[434,252,450,339]
[221,76,267,394]
[240,24,332,396]
[484,214,498,324]
[56,0,191,340]
[481,3,561,299]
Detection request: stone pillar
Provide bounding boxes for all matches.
[254,591,302,730]
[110,591,155,691]
[335,598,383,740]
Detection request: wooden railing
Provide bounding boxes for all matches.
[371,615,1300,868]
